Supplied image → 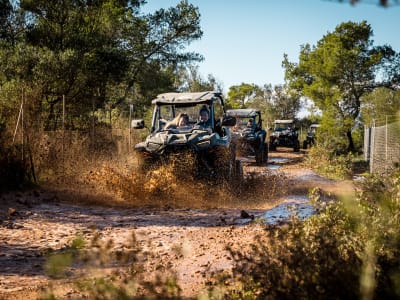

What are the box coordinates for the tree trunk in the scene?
[346,130,355,152]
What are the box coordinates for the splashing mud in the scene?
[79,152,287,210]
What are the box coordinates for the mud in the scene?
[0,148,355,299]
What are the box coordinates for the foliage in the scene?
[269,84,302,120]
[223,192,362,299]
[0,143,31,191]
[176,65,223,92]
[361,87,400,127]
[283,21,400,152]
[226,83,301,125]
[221,168,400,299]
[0,0,203,132]
[306,144,353,179]
[226,83,260,109]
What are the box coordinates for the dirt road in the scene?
[0,149,354,299]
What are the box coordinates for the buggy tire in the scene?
[294,140,300,152]
[255,143,268,165]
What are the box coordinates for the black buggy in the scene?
[131,91,242,181]
[269,119,300,152]
[226,108,268,165]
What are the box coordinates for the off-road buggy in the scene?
[132,91,242,181]
[226,108,268,165]
[269,119,300,152]
[303,123,320,149]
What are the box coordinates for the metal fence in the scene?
[364,119,400,174]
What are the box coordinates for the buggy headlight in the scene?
[147,142,161,151]
[196,140,211,148]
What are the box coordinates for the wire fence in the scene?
[7,97,144,184]
[364,118,400,174]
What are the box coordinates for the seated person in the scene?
[247,119,254,128]
[195,105,212,129]
[165,113,190,129]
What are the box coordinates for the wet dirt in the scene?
[0,148,355,299]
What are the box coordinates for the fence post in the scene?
[385,115,388,173]
[370,119,375,173]
[129,104,133,152]
[62,95,65,182]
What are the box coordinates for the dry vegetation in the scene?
[0,132,304,299]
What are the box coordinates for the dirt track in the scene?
[0,149,354,299]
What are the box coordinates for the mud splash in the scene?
[81,156,288,210]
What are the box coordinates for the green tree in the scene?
[226,83,260,109]
[0,0,203,129]
[123,0,203,100]
[176,65,223,92]
[361,87,400,126]
[283,21,400,151]
[246,84,275,124]
[270,84,302,120]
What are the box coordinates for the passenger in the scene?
[196,105,212,129]
[247,119,254,128]
[165,113,189,129]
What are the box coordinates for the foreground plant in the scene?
[220,168,400,299]
[42,231,182,299]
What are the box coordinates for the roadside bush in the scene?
[306,144,352,179]
[221,168,400,299]
[223,193,362,299]
[353,169,400,299]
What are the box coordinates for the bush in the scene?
[223,193,362,299]
[306,144,353,180]
[221,168,400,299]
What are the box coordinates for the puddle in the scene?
[262,195,315,225]
[268,157,289,164]
[235,195,316,225]
[353,175,365,182]
[267,164,281,170]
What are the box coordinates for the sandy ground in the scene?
[0,149,355,299]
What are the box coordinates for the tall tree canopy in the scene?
[0,0,203,130]
[226,83,260,109]
[283,21,400,151]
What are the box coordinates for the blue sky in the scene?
[143,0,400,93]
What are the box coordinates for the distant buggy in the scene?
[131,91,242,181]
[269,119,300,152]
[226,108,268,164]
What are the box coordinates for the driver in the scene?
[195,105,212,129]
[165,113,189,129]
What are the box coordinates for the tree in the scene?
[124,0,203,100]
[361,87,400,126]
[0,0,203,129]
[269,84,302,120]
[226,83,260,109]
[283,21,400,152]
[176,65,223,92]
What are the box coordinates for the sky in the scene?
[143,0,400,93]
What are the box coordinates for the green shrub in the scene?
[221,169,400,299]
[306,144,352,180]
[223,194,362,299]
